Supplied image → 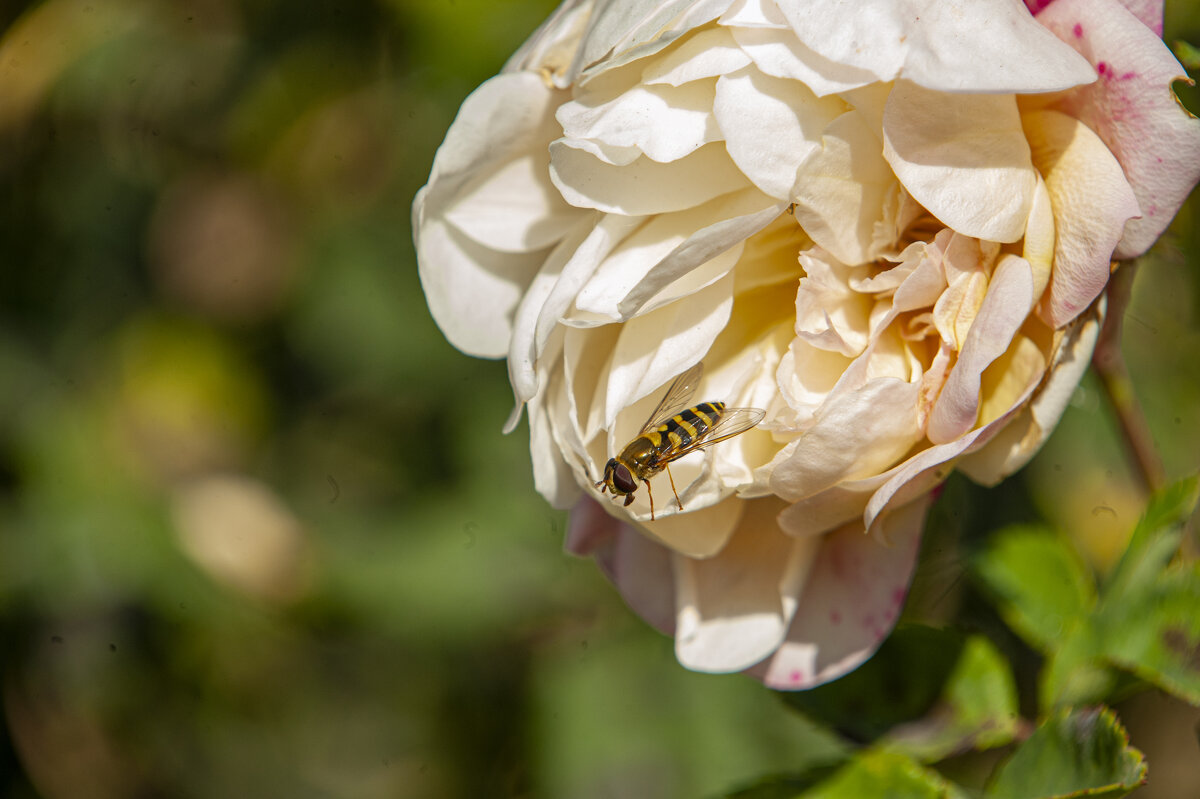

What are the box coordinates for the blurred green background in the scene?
[0,1,1197,797]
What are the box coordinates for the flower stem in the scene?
[1091,261,1165,496]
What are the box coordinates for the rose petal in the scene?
[769,376,922,502]
[641,26,752,86]
[1022,109,1139,327]
[577,0,735,82]
[714,68,846,201]
[675,498,820,672]
[959,300,1103,484]
[604,275,735,428]
[751,494,929,690]
[718,0,789,28]
[550,139,751,215]
[729,25,879,97]
[1034,0,1200,258]
[928,255,1036,443]
[557,81,721,164]
[792,108,897,265]
[416,72,578,357]
[777,0,1095,93]
[883,83,1037,243]
[566,498,677,634]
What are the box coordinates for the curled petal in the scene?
[1022,109,1139,327]
[883,84,1037,243]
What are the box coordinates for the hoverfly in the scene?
[595,362,765,521]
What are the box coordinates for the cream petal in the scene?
[1023,109,1139,328]
[714,68,847,201]
[718,0,789,28]
[504,0,593,84]
[641,26,752,86]
[927,255,1036,444]
[1034,0,1200,259]
[639,493,745,557]
[768,376,922,502]
[577,0,735,82]
[416,214,550,358]
[959,301,1103,484]
[416,72,576,357]
[557,81,721,164]
[571,188,782,322]
[675,498,820,672]
[883,83,1037,243]
[530,382,583,509]
[729,25,879,97]
[776,0,1095,93]
[792,109,897,265]
[443,152,584,253]
[505,213,638,426]
[604,276,735,428]
[751,496,928,690]
[550,139,751,215]
[794,252,872,357]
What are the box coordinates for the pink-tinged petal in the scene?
[927,255,1035,443]
[777,0,1095,93]
[751,495,929,690]
[883,84,1037,244]
[959,300,1103,484]
[1036,0,1200,258]
[675,498,820,672]
[550,140,751,215]
[1022,109,1139,328]
[1025,0,1164,36]
[567,498,677,634]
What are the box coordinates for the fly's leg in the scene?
[665,463,683,511]
[644,480,655,521]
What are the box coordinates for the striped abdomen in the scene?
[644,401,725,455]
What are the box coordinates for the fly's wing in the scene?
[639,362,704,434]
[669,407,766,458]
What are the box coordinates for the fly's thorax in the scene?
[617,435,659,473]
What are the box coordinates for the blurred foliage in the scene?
[0,1,1198,798]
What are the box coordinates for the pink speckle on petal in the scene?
[790,669,803,683]
[1121,72,1136,81]
[830,610,842,625]
[1097,61,1108,75]
[1073,23,1083,38]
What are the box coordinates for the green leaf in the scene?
[781,625,965,743]
[725,751,968,799]
[885,636,1021,762]
[985,707,1146,799]
[1101,475,1198,608]
[972,525,1096,651]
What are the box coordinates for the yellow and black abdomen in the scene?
[641,401,726,467]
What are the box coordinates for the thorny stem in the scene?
[1091,261,1166,496]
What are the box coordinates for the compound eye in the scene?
[612,463,637,494]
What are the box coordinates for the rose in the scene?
[413,0,1200,688]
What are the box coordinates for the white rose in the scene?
[414,0,1200,688]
